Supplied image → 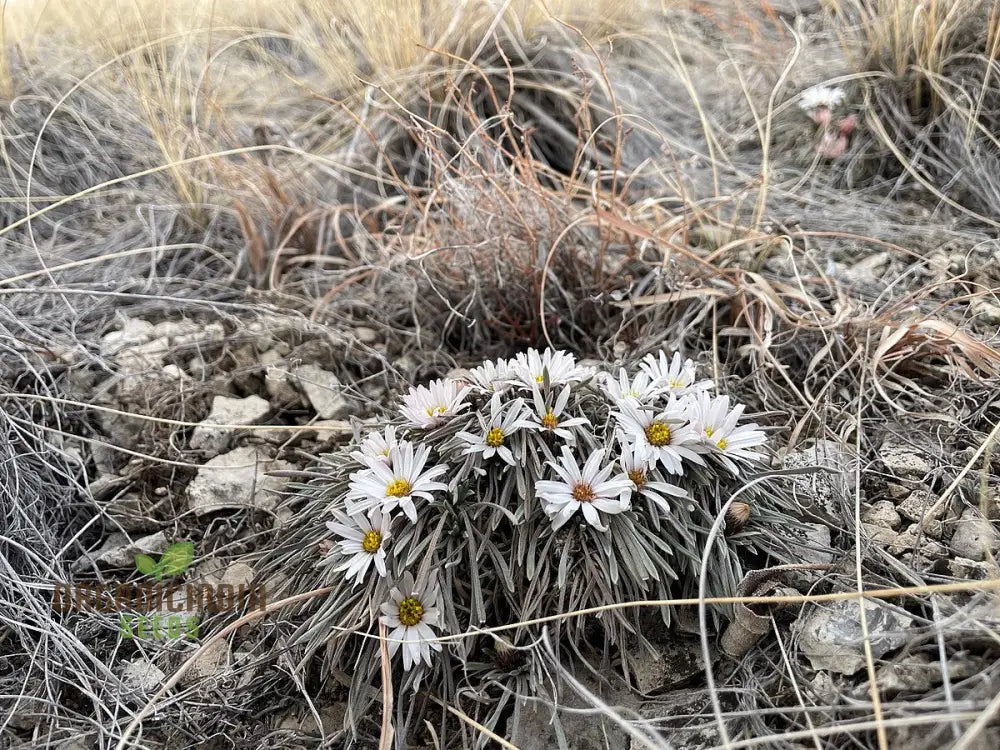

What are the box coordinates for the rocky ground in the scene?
[2,0,1000,748]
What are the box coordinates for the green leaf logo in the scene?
[135,542,195,580]
[135,554,158,576]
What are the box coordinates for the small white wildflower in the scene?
[379,572,442,671]
[535,446,632,532]
[350,425,399,467]
[400,378,470,429]
[617,439,687,517]
[798,84,845,112]
[348,443,448,522]
[512,348,592,389]
[456,393,536,466]
[602,367,662,406]
[639,351,712,397]
[467,358,517,394]
[685,392,766,476]
[614,401,705,475]
[530,384,589,442]
[324,509,392,585]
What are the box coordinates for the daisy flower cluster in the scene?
[317,348,768,675]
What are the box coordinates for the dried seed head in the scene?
[493,640,527,671]
[725,502,751,533]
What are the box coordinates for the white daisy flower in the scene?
[798,84,845,112]
[535,446,632,532]
[614,400,705,475]
[601,368,662,406]
[350,425,399,467]
[617,439,687,517]
[400,378,470,429]
[348,442,448,523]
[456,393,536,466]
[685,392,766,476]
[467,358,517,394]
[639,351,712,397]
[379,572,443,671]
[530,384,589,442]
[324,509,392,585]
[512,348,592,389]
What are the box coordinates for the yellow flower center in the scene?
[717,438,728,451]
[669,379,683,388]
[541,411,559,430]
[628,469,646,487]
[535,374,545,383]
[362,530,381,553]
[424,405,447,416]
[398,596,424,627]
[571,483,596,502]
[704,426,714,438]
[385,478,412,497]
[486,427,505,447]
[645,421,671,447]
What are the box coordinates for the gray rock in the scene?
[948,556,998,579]
[972,298,1000,325]
[120,657,165,694]
[793,599,914,675]
[879,444,932,479]
[294,364,349,419]
[628,638,704,694]
[921,519,944,539]
[949,508,1000,561]
[884,482,914,501]
[354,326,378,344]
[153,319,203,342]
[794,523,833,565]
[186,446,293,515]
[186,355,210,379]
[265,362,302,406]
[181,639,230,685]
[221,562,255,589]
[258,348,284,367]
[782,440,853,519]
[161,364,187,381]
[863,523,896,547]
[875,653,939,694]
[190,395,272,454]
[862,500,901,530]
[984,489,1000,522]
[101,318,155,356]
[103,333,172,384]
[888,524,948,559]
[89,530,168,568]
[897,490,946,523]
[915,538,949,561]
[394,355,417,376]
[173,321,225,349]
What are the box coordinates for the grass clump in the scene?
[837,0,1000,220]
